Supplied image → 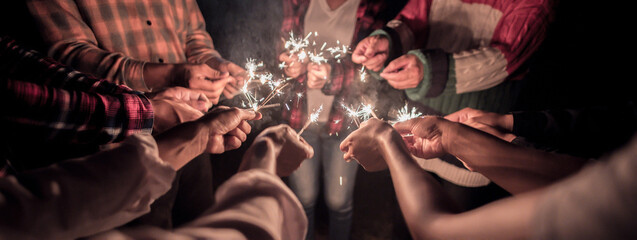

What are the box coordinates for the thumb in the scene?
[393,118,419,135]
[382,57,408,74]
[364,42,378,59]
[237,108,260,121]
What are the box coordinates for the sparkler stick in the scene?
[258,103,280,110]
[341,103,362,127]
[298,105,323,135]
[257,82,289,110]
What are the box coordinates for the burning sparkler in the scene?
[298,105,323,135]
[359,66,367,83]
[394,104,423,123]
[244,58,264,80]
[341,101,378,127]
[284,32,312,55]
[309,51,328,65]
[361,103,378,119]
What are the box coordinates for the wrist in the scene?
[438,120,461,156]
[144,63,177,90]
[239,138,277,174]
[502,114,514,132]
[166,63,186,87]
[382,129,417,169]
[207,57,228,70]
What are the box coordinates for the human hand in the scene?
[171,63,229,103]
[151,98,205,133]
[152,87,212,112]
[445,108,515,142]
[211,60,247,99]
[279,52,307,78]
[393,116,453,159]
[351,35,390,72]
[380,54,424,90]
[241,124,314,176]
[196,106,262,154]
[306,62,331,89]
[340,118,398,172]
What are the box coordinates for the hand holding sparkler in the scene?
[392,117,449,160]
[380,54,424,90]
[239,124,314,177]
[307,62,331,89]
[339,118,393,172]
[298,105,323,135]
[351,35,390,72]
[207,59,247,99]
[168,63,228,103]
[279,52,307,78]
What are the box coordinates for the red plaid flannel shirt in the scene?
[27,0,221,92]
[280,0,391,135]
[1,36,154,144]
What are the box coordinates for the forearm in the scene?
[447,121,586,194]
[154,121,209,170]
[142,63,178,91]
[3,79,153,144]
[383,132,459,239]
[383,128,541,239]
[0,134,174,239]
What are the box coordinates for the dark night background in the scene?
[1,0,634,239]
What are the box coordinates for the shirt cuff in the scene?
[404,49,452,100]
[122,59,152,92]
[404,50,431,102]
[370,29,393,53]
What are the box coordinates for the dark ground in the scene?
[1,0,633,239]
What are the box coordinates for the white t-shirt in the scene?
[304,0,360,123]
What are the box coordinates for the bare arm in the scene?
[394,117,587,194]
[154,107,260,170]
[341,119,544,239]
[384,130,541,239]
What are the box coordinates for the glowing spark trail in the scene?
[359,66,367,83]
[298,105,323,135]
[394,104,423,123]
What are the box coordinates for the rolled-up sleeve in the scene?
[0,134,175,240]
[89,169,307,240]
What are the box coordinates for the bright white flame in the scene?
[359,66,367,83]
[259,73,273,85]
[278,61,287,69]
[395,104,423,122]
[284,32,310,54]
[360,104,375,120]
[309,105,323,123]
[309,52,328,65]
[244,58,264,80]
[297,51,307,61]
